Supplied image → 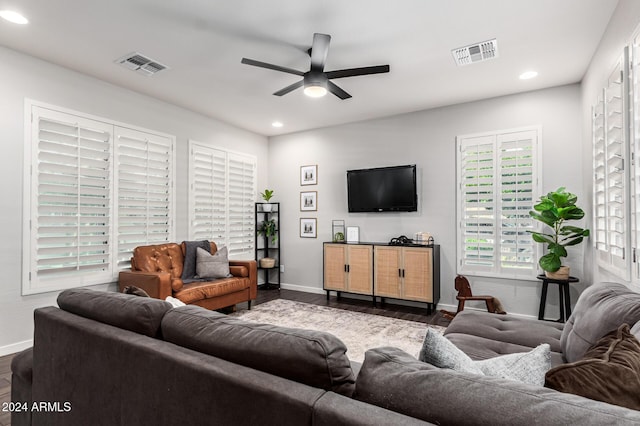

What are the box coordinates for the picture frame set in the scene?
[300,165,318,238]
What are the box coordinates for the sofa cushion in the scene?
[161,305,356,396]
[181,240,211,280]
[354,346,640,426]
[561,282,640,362]
[173,277,250,304]
[132,243,184,279]
[57,288,172,337]
[546,324,640,410]
[196,246,231,279]
[419,329,551,386]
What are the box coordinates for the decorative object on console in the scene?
[529,187,589,279]
[332,220,345,242]
[300,218,317,238]
[346,226,359,243]
[259,189,275,212]
[300,191,317,211]
[300,164,317,185]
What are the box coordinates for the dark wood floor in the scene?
[0,287,448,426]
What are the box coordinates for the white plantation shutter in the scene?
[189,145,227,241]
[24,102,176,295]
[593,95,607,253]
[457,127,540,279]
[27,107,113,292]
[115,127,174,269]
[228,154,256,256]
[632,35,640,283]
[188,142,256,258]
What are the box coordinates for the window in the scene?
[593,52,631,280]
[23,102,175,295]
[188,141,256,258]
[456,127,541,279]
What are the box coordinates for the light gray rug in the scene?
[230,299,445,362]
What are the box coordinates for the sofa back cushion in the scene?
[131,243,184,279]
[161,305,356,396]
[354,347,640,425]
[57,288,172,337]
[561,282,640,362]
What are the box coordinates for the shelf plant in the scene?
[258,218,278,244]
[529,187,590,278]
[260,189,275,212]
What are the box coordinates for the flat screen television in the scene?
[347,164,417,212]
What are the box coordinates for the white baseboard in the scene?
[279,282,326,295]
[437,303,538,320]
[0,339,32,357]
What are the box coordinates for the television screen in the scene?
[347,165,417,212]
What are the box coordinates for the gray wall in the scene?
[581,0,640,290]
[269,84,583,318]
[0,46,268,355]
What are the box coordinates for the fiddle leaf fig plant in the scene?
[528,187,590,273]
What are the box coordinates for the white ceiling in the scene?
[0,0,619,136]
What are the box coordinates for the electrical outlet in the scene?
[280,265,285,273]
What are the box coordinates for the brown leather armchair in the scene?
[118,242,257,310]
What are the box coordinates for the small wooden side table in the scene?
[536,274,579,323]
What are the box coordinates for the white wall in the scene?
[581,0,640,289]
[0,46,268,355]
[269,84,583,318]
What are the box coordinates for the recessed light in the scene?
[271,121,283,128]
[0,10,28,25]
[519,71,538,80]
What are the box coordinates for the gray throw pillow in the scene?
[419,329,551,386]
[195,246,231,279]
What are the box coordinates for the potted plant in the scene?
[260,189,274,212]
[257,218,278,244]
[529,187,590,279]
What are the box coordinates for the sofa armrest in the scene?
[229,260,257,300]
[118,270,172,300]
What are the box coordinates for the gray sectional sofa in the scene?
[11,283,640,425]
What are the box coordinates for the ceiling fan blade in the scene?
[325,65,390,80]
[241,58,304,76]
[273,80,304,96]
[310,33,331,72]
[327,81,352,100]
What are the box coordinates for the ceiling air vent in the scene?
[452,39,498,66]
[115,52,168,76]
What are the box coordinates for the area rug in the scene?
[230,299,445,362]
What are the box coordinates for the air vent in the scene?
[115,52,168,76]
[452,39,498,66]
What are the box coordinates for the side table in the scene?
[536,274,579,323]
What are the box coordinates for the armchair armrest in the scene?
[118,270,173,300]
[229,260,258,300]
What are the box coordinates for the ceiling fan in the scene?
[241,33,390,100]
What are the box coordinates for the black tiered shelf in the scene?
[255,202,280,289]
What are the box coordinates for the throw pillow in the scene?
[181,240,210,280]
[419,329,551,386]
[545,323,640,410]
[122,285,150,297]
[196,246,231,279]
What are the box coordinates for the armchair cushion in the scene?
[196,246,231,279]
[180,240,211,281]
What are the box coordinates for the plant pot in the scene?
[545,266,570,280]
[260,258,276,268]
[262,203,272,212]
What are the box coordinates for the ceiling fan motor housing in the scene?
[304,72,328,89]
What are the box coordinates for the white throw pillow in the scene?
[195,246,232,279]
[419,329,551,386]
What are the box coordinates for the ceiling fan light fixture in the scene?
[303,72,328,97]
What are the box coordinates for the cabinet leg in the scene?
[337,291,341,300]
[326,291,330,301]
[372,296,376,307]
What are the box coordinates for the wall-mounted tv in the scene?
[347,164,417,212]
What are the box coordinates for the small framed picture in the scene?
[300,165,318,186]
[346,226,360,243]
[300,218,317,238]
[300,191,317,211]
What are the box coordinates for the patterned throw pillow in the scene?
[195,246,232,279]
[419,329,551,386]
